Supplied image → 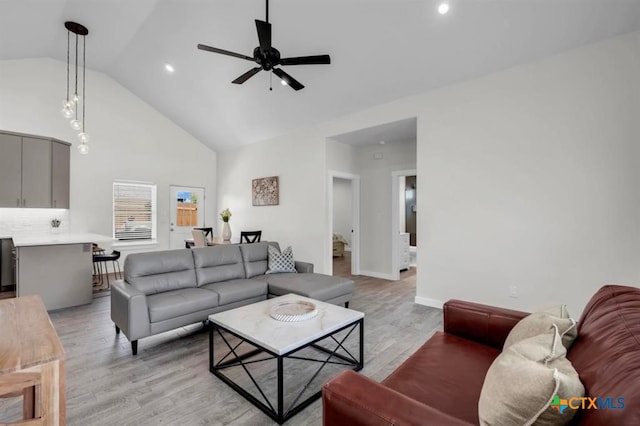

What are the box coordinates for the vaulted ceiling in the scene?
[1,0,640,151]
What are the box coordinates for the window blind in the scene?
[113,182,156,240]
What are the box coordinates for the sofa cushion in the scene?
[256,273,352,301]
[567,285,640,425]
[202,279,267,306]
[124,249,197,295]
[479,326,584,426]
[192,245,245,286]
[381,331,500,424]
[239,241,281,278]
[503,304,577,351]
[147,288,219,323]
[266,245,297,274]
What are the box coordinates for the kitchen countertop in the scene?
[12,233,113,247]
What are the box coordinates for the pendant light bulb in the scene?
[78,132,90,143]
[70,119,82,130]
[77,142,89,155]
[61,106,74,118]
[72,93,80,104]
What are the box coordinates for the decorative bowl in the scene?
[270,300,318,322]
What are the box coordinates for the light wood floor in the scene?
[0,256,436,425]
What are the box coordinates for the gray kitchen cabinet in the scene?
[51,141,70,208]
[21,136,52,208]
[0,133,22,207]
[0,131,70,209]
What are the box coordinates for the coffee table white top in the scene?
[209,294,364,355]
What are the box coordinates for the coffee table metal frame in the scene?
[209,317,364,424]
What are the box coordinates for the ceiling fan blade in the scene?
[232,67,262,84]
[272,68,304,91]
[279,55,331,66]
[255,20,272,53]
[197,44,253,61]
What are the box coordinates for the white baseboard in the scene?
[414,296,444,309]
[359,270,396,280]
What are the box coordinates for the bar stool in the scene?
[92,250,122,289]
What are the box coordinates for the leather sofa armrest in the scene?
[443,299,529,350]
[322,370,472,426]
[110,280,151,342]
[295,261,314,273]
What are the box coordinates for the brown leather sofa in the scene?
[322,285,640,425]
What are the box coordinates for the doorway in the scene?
[327,171,360,276]
[391,169,417,280]
[169,186,205,249]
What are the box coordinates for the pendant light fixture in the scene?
[62,21,90,154]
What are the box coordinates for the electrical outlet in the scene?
[509,285,518,298]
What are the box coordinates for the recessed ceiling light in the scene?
[380,140,385,145]
[438,2,450,15]
[280,79,288,86]
[164,63,175,73]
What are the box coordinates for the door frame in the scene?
[327,170,360,276]
[169,185,206,249]
[391,169,417,280]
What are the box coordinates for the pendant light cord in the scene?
[82,35,86,131]
[66,31,70,102]
[74,35,78,120]
[74,32,79,98]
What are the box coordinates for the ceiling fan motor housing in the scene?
[254,46,281,70]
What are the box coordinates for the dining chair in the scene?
[193,227,213,241]
[240,230,262,243]
[191,229,208,247]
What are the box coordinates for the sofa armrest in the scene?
[322,370,472,426]
[110,280,151,341]
[295,261,314,273]
[443,299,528,350]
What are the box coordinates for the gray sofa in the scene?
[110,241,353,355]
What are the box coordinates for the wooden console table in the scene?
[0,295,65,425]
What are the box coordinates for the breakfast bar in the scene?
[13,233,112,310]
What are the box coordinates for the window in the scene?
[113,182,157,241]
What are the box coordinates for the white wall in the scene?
[415,32,640,316]
[217,31,640,316]
[326,138,357,173]
[332,178,352,247]
[325,137,417,277]
[356,140,417,276]
[0,58,217,259]
[216,128,326,267]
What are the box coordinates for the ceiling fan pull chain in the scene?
[270,70,273,91]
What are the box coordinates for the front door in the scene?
[169,186,205,249]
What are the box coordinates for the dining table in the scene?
[184,236,238,248]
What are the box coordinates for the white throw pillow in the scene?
[479,325,584,426]
[504,304,577,350]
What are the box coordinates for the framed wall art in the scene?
[252,176,279,206]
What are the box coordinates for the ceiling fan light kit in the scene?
[197,0,330,91]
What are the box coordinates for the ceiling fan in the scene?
[197,0,330,91]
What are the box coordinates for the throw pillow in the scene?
[266,245,297,274]
[479,325,585,426]
[503,304,577,350]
